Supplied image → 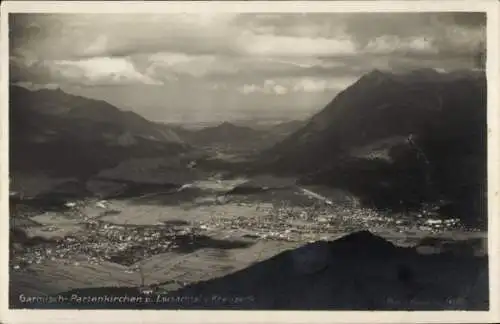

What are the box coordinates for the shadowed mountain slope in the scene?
[262,69,487,227]
[164,231,487,310]
[18,231,488,310]
[9,85,190,179]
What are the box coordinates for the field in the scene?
[9,169,487,309]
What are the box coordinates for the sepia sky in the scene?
[9,12,486,123]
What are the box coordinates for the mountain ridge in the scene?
[9,85,190,179]
[262,68,487,226]
[266,68,486,167]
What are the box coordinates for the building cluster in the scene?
[10,198,466,272]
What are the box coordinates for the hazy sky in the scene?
[10,12,486,123]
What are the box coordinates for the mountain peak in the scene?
[368,68,385,75]
[364,68,445,80]
[218,121,235,128]
[356,69,394,85]
[366,69,391,78]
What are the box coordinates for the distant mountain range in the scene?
[170,120,306,152]
[264,68,487,226]
[9,85,306,181]
[184,121,262,146]
[9,85,189,179]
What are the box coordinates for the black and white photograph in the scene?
[1,1,499,322]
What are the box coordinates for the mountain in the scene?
[9,85,189,180]
[190,122,261,144]
[10,86,186,144]
[261,120,307,137]
[264,69,487,226]
[164,231,487,310]
[32,231,488,310]
[179,122,265,153]
[268,69,485,169]
[179,120,307,153]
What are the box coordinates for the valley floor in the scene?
[9,176,488,310]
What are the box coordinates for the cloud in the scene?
[9,12,486,101]
[9,13,241,60]
[292,78,341,93]
[11,12,485,61]
[144,52,239,79]
[238,80,289,95]
[237,12,485,59]
[273,84,288,95]
[237,80,281,95]
[363,35,437,55]
[130,53,357,84]
[11,55,163,87]
[53,57,163,86]
[237,76,357,96]
[235,31,358,57]
[240,84,259,94]
[436,24,486,56]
